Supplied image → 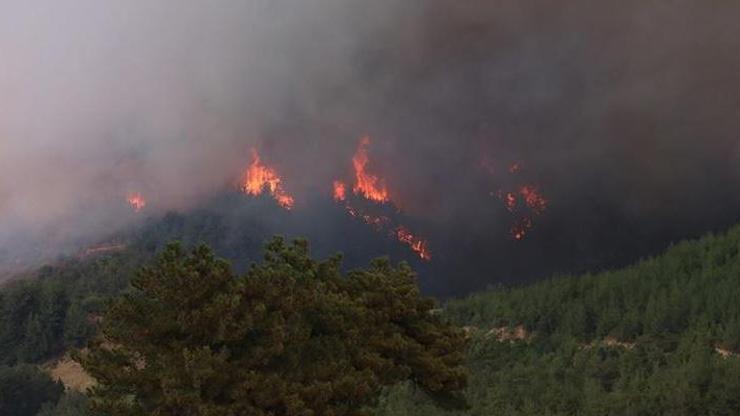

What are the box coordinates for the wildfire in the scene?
[396,226,432,261]
[492,162,549,240]
[352,137,389,203]
[333,180,347,201]
[501,191,517,212]
[240,148,294,209]
[333,137,431,261]
[511,217,533,241]
[127,192,146,212]
[519,185,547,214]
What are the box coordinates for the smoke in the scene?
[2,1,740,294]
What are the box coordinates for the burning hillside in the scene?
[5,1,740,296]
[127,193,147,213]
[231,138,432,261]
[486,161,549,241]
[240,149,295,210]
[120,137,552,263]
[333,137,432,261]
[350,137,389,203]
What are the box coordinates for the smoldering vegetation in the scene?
[2,1,740,295]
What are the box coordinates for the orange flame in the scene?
[352,137,389,203]
[343,203,390,230]
[396,226,432,261]
[127,192,146,212]
[333,180,347,201]
[240,148,294,209]
[332,136,431,261]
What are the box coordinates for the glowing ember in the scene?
[333,180,347,201]
[489,158,549,241]
[127,192,146,212]
[519,185,547,214]
[342,200,390,231]
[502,186,546,240]
[396,226,432,260]
[352,137,389,203]
[503,191,517,212]
[511,217,533,241]
[240,148,294,209]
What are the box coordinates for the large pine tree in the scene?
[79,237,467,415]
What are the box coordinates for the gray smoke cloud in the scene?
[2,1,740,291]
[0,0,403,265]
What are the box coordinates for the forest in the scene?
[3,215,740,415]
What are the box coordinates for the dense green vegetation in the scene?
[447,227,740,347]
[0,249,147,415]
[0,364,64,416]
[0,203,283,368]
[376,227,740,415]
[79,239,466,415]
[4,219,740,414]
[37,392,89,416]
[0,252,144,365]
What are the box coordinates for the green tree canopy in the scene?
[79,237,467,415]
[0,364,64,416]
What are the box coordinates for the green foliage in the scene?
[0,364,64,416]
[6,217,740,414]
[445,226,740,346]
[37,391,89,416]
[79,238,467,416]
[375,226,740,415]
[0,251,144,365]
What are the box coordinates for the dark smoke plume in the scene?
[2,1,740,295]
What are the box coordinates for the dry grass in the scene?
[715,346,737,359]
[44,354,96,392]
[486,325,531,343]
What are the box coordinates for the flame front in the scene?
[352,137,389,203]
[396,226,432,261]
[333,137,431,261]
[240,148,294,209]
[127,192,146,212]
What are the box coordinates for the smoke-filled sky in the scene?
[2,1,740,293]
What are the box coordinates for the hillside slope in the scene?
[4,222,740,414]
[378,226,740,415]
